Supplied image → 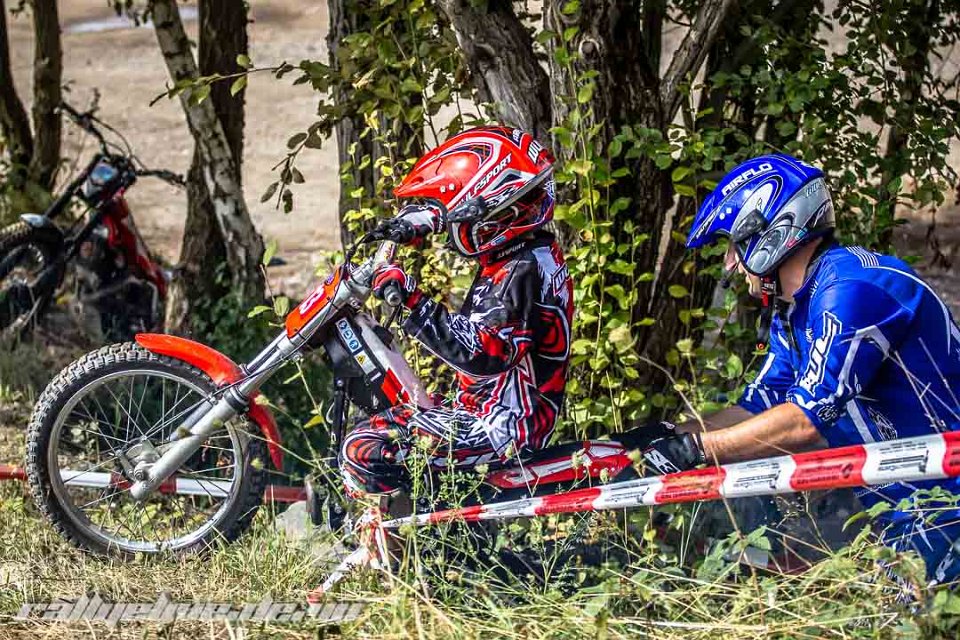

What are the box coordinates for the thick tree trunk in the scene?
[27,0,61,188]
[329,0,384,249]
[0,0,33,175]
[876,0,938,249]
[151,0,264,306]
[542,0,732,385]
[436,0,552,138]
[164,0,248,333]
[328,0,424,249]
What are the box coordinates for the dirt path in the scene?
[7,0,340,295]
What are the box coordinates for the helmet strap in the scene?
[756,274,781,351]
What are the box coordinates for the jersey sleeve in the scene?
[738,318,796,414]
[787,280,915,430]
[402,262,537,377]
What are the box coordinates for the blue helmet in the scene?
[686,154,835,277]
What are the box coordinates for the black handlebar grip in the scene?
[383,282,404,307]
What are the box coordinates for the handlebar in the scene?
[136,168,186,187]
[371,241,404,307]
[60,102,108,152]
[347,238,404,308]
[61,102,185,188]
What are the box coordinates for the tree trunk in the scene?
[150,0,264,307]
[0,0,33,175]
[541,0,731,382]
[876,0,939,249]
[328,0,424,249]
[27,0,61,189]
[436,0,552,138]
[164,0,248,333]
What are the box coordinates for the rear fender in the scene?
[135,333,284,471]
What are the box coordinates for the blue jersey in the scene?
[739,243,960,583]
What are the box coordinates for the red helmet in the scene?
[394,126,556,257]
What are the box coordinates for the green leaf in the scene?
[247,305,271,318]
[191,84,211,105]
[671,166,692,183]
[577,83,594,104]
[303,414,326,430]
[273,295,290,318]
[230,75,247,96]
[308,134,328,151]
[676,338,694,355]
[236,54,252,69]
[571,338,594,355]
[603,284,628,308]
[608,137,623,158]
[262,239,278,266]
[608,325,633,352]
[260,182,279,203]
[567,159,594,176]
[668,284,689,298]
[724,353,743,379]
[287,132,308,149]
[607,259,634,276]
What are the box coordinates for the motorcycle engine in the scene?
[73,224,161,341]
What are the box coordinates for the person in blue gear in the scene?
[640,153,960,588]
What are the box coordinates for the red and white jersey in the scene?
[403,231,573,456]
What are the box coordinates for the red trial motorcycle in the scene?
[26,217,664,556]
[0,102,179,341]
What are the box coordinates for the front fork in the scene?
[127,243,392,502]
[127,331,296,501]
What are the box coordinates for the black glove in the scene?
[376,203,443,246]
[641,432,706,475]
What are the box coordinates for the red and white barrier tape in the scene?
[0,464,305,504]
[381,431,960,528]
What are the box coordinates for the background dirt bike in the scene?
[25,218,666,559]
[0,101,181,342]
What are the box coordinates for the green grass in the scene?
[2,374,960,639]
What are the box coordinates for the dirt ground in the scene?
[5,0,960,306]
[7,0,339,295]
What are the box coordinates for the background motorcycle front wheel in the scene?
[0,221,62,337]
[27,343,268,556]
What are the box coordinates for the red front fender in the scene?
[135,333,284,471]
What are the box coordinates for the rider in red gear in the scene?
[340,126,573,496]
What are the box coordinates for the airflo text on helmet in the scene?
[721,161,774,197]
[685,153,834,278]
[393,126,556,257]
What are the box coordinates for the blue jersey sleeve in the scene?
[787,280,914,430]
[738,318,795,414]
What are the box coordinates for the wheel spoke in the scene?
[48,366,252,554]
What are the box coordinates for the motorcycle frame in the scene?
[21,152,168,303]
[130,242,401,500]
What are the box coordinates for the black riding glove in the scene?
[376,203,443,246]
[641,431,706,475]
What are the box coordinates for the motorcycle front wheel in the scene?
[0,221,62,337]
[27,343,268,556]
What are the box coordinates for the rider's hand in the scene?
[640,432,706,475]
[378,203,443,247]
[371,264,423,308]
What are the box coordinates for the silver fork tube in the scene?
[128,396,239,500]
[128,332,296,501]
